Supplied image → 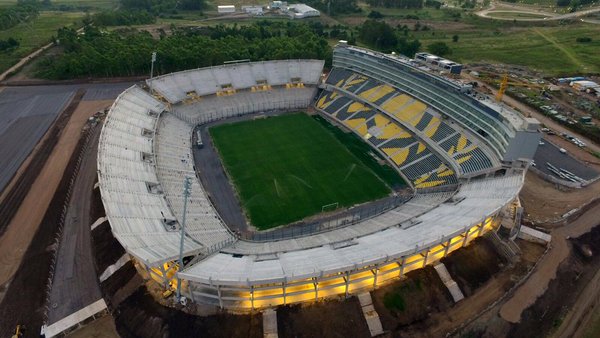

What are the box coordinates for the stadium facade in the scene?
[97,44,540,309]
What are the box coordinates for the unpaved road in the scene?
[0,100,112,288]
[520,171,600,224]
[477,2,600,23]
[500,202,600,323]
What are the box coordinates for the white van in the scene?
[559,148,567,154]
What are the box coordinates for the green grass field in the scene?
[210,113,402,230]
[0,0,117,8]
[414,25,600,75]
[0,11,85,74]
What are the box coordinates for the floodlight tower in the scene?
[149,51,157,93]
[176,176,192,301]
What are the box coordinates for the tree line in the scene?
[91,10,156,26]
[36,22,332,79]
[120,0,207,13]
[0,0,41,31]
[364,0,423,9]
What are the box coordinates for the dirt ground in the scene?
[277,297,371,338]
[508,225,600,337]
[113,287,263,338]
[0,123,98,336]
[400,240,543,337]
[441,238,506,297]
[0,99,112,289]
[519,170,600,224]
[66,314,119,338]
[500,202,600,323]
[371,266,454,333]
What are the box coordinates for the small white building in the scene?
[242,5,264,15]
[570,80,599,92]
[217,5,236,14]
[270,1,287,9]
[287,4,320,19]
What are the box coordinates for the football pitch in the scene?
[210,113,404,230]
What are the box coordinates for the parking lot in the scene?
[533,139,598,182]
[0,82,133,193]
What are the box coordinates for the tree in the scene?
[359,19,397,52]
[397,37,421,57]
[368,10,384,19]
[452,34,459,43]
[36,22,334,79]
[428,41,451,56]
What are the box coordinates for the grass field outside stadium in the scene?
[210,112,405,230]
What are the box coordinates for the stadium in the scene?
[97,42,541,310]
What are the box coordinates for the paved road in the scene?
[46,126,102,325]
[534,139,598,181]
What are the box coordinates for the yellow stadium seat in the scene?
[424,117,441,138]
[416,180,446,189]
[391,148,409,166]
[347,102,366,113]
[456,135,468,151]
[414,172,432,185]
[381,123,401,139]
[456,154,472,164]
[383,147,400,156]
[381,94,410,113]
[374,114,390,128]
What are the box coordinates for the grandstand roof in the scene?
[180,172,524,285]
[146,60,324,104]
[99,58,524,290]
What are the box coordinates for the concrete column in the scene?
[263,308,278,338]
[344,271,350,298]
[250,286,254,310]
[313,278,318,301]
[462,228,471,247]
[282,282,287,305]
[372,268,379,288]
[399,257,406,277]
[217,285,223,309]
[443,238,451,257]
[422,250,430,267]
[478,218,486,236]
[188,283,195,302]
[159,265,169,288]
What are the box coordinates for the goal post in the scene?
[322,202,339,213]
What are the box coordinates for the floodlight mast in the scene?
[176,176,192,301]
[150,51,157,93]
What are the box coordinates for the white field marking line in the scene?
[343,163,356,182]
[288,174,314,189]
[273,178,281,197]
